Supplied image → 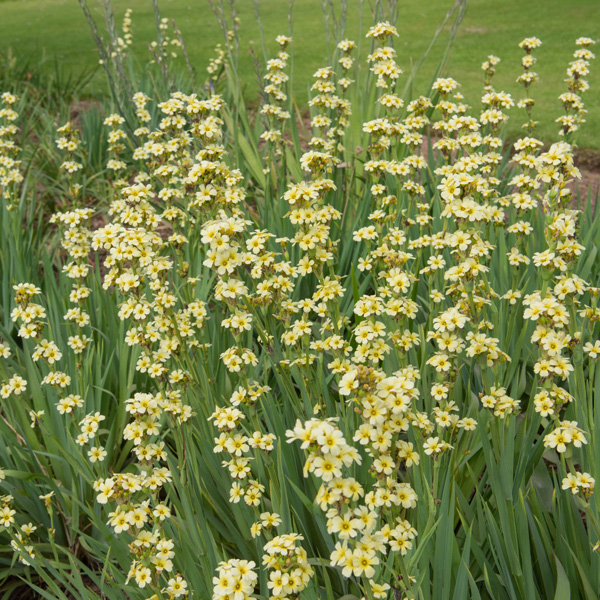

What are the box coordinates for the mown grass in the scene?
[0,0,599,148]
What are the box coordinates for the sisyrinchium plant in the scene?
[0,7,599,600]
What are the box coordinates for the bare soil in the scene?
[572,148,600,205]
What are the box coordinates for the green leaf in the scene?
[554,555,571,600]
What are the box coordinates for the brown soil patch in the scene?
[70,99,103,125]
[572,148,600,206]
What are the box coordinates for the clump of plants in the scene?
[0,7,599,600]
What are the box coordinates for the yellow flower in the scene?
[351,548,379,579]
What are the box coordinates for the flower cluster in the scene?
[557,37,596,138]
[0,91,22,209]
[307,37,355,158]
[481,54,501,91]
[562,470,595,498]
[212,559,258,600]
[286,415,418,592]
[210,390,275,507]
[259,35,292,160]
[151,17,183,62]
[104,112,128,175]
[263,534,314,598]
[517,37,542,131]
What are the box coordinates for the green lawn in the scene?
[1,0,599,148]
